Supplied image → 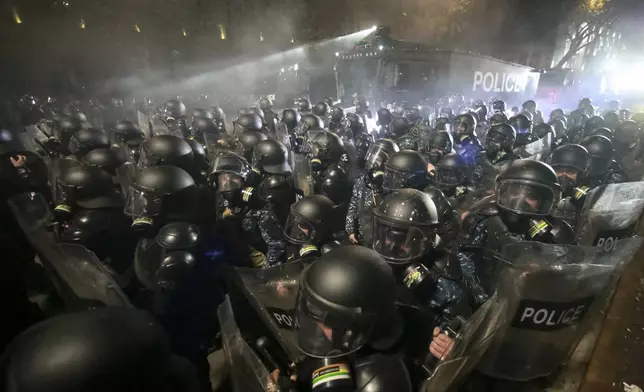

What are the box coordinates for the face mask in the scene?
[486,142,501,157]
[427,150,443,164]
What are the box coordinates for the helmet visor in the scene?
[372,218,429,264]
[284,213,316,244]
[364,144,390,170]
[382,167,412,191]
[496,180,558,215]
[217,172,244,193]
[55,181,76,210]
[124,187,163,217]
[295,290,374,358]
[435,167,462,188]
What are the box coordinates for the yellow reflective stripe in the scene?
[373,171,384,177]
[54,204,72,212]
[252,167,261,174]
[574,186,589,200]
[529,220,549,238]
[311,158,322,164]
[299,244,318,257]
[249,248,266,268]
[132,217,153,225]
[242,187,254,202]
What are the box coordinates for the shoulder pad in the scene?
[299,243,321,258]
[470,195,499,216]
[157,222,200,250]
[61,209,112,242]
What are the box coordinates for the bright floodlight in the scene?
[294,63,299,71]
[335,52,340,57]
[378,45,384,51]
[371,25,377,31]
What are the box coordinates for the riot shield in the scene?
[49,157,80,202]
[576,182,644,246]
[512,134,552,161]
[293,153,313,197]
[20,124,52,158]
[420,295,506,392]
[338,129,358,179]
[476,238,642,380]
[115,162,136,196]
[137,110,153,138]
[8,192,132,310]
[230,260,313,362]
[218,295,281,392]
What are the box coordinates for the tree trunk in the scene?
[553,46,579,69]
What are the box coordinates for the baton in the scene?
[422,317,463,376]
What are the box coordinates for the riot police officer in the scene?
[522,100,544,124]
[283,194,338,261]
[125,165,203,236]
[190,117,221,150]
[252,138,296,223]
[312,101,330,127]
[354,95,373,125]
[162,99,189,138]
[342,112,372,174]
[432,152,475,201]
[390,116,412,140]
[1,308,201,392]
[452,113,482,167]
[383,150,429,192]
[492,99,507,115]
[581,115,605,140]
[296,97,313,114]
[489,112,508,126]
[475,122,517,191]
[138,135,202,181]
[259,96,279,135]
[53,116,83,155]
[210,151,285,266]
[309,131,347,193]
[603,110,621,131]
[282,108,301,134]
[425,130,455,167]
[210,106,227,134]
[67,128,110,158]
[112,120,145,163]
[329,107,345,132]
[549,144,591,229]
[580,135,628,186]
[548,117,568,148]
[346,139,399,246]
[376,108,393,138]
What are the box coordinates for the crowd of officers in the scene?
[0,92,641,392]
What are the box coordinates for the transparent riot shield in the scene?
[218,296,281,392]
[230,260,314,362]
[512,134,552,161]
[115,162,136,196]
[149,113,175,137]
[49,157,80,202]
[137,110,153,138]
[293,153,313,197]
[476,237,642,380]
[7,192,132,310]
[576,182,644,246]
[420,295,506,392]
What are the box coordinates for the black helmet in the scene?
[236,113,263,133]
[68,128,110,156]
[404,108,421,123]
[619,109,632,121]
[59,116,83,133]
[580,135,614,177]
[296,246,400,358]
[390,116,411,137]
[377,108,393,126]
[137,135,194,171]
[508,114,532,134]
[259,96,273,111]
[383,150,428,191]
[584,115,605,135]
[2,308,197,392]
[396,135,417,151]
[331,107,345,123]
[550,109,565,119]
[426,130,454,164]
[281,109,301,130]
[434,153,470,191]
[311,131,345,162]
[54,165,122,215]
[550,144,589,192]
[602,110,620,132]
[300,114,323,131]
[614,120,639,149]
[588,127,613,139]
[210,106,226,122]
[496,160,561,216]
[422,186,458,250]
[473,101,488,122]
[434,117,452,132]
[248,106,265,121]
[492,100,506,112]
[192,108,213,120]
[323,97,334,107]
[452,113,477,136]
[283,194,336,245]
[252,139,291,174]
[125,165,198,227]
[296,97,312,112]
[485,123,516,156]
[579,97,593,109]
[570,111,590,130]
[209,151,255,204]
[191,117,220,139]
[548,118,567,139]
[237,130,268,161]
[364,138,400,171]
[534,123,555,139]
[373,188,439,264]
[343,112,365,134]
[312,101,330,117]
[522,100,537,114]
[163,99,187,119]
[354,96,369,108]
[81,148,125,173]
[114,120,144,142]
[320,164,352,205]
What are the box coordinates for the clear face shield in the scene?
[124,186,164,227]
[382,167,413,191]
[295,288,375,358]
[283,213,316,244]
[364,145,390,171]
[434,167,463,189]
[372,218,433,264]
[496,180,559,216]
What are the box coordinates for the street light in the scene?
[12,7,21,24]
[80,17,86,29]
[135,24,141,33]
